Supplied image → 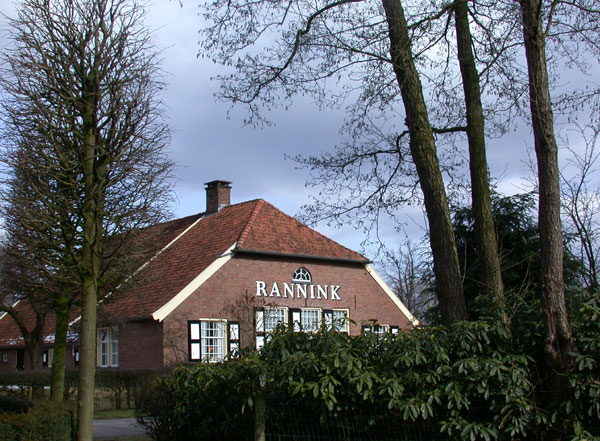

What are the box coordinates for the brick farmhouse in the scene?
[0,181,417,371]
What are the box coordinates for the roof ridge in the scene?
[153,211,203,228]
[237,199,265,247]
[258,200,367,259]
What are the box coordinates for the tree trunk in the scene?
[519,0,574,437]
[77,276,98,441]
[254,392,266,441]
[454,0,505,308]
[77,115,104,440]
[382,0,468,325]
[51,294,71,403]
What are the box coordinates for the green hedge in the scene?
[137,293,600,441]
[0,400,75,441]
[0,368,165,408]
[0,395,31,413]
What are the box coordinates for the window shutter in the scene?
[188,321,201,361]
[229,322,240,355]
[255,309,264,333]
[290,309,301,332]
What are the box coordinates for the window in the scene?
[264,307,287,332]
[292,267,312,283]
[362,323,390,336]
[300,308,320,332]
[324,309,349,333]
[98,328,118,367]
[72,346,80,365]
[43,349,54,368]
[2,353,8,363]
[372,324,389,336]
[189,320,227,362]
[255,308,288,349]
[228,322,240,355]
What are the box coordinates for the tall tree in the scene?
[381,0,467,324]
[517,0,584,434]
[453,0,504,306]
[201,0,468,325]
[0,145,81,402]
[0,0,174,439]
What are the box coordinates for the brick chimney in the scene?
[205,180,232,214]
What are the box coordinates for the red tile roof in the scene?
[237,200,367,262]
[102,199,367,320]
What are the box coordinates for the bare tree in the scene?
[515,0,599,435]
[0,233,53,375]
[201,0,468,325]
[561,125,600,291]
[378,238,436,320]
[0,0,174,439]
[453,0,505,308]
[0,143,83,400]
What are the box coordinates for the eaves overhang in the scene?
[234,247,371,264]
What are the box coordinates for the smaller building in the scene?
[0,181,417,371]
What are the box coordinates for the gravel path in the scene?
[92,417,148,440]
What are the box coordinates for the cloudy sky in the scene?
[142,1,540,253]
[1,0,594,260]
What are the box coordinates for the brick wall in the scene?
[0,348,17,371]
[0,344,79,372]
[163,253,412,365]
[118,319,163,369]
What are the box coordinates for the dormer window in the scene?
[292,267,311,283]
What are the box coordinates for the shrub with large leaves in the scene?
[139,317,545,441]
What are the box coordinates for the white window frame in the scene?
[331,309,350,333]
[299,308,321,332]
[255,307,288,349]
[263,306,289,332]
[189,319,228,363]
[372,324,390,336]
[362,323,392,336]
[292,267,312,283]
[97,327,119,368]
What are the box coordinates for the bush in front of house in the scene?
[95,368,167,410]
[136,357,259,441]
[137,318,539,441]
[0,394,31,413]
[137,291,600,441]
[0,400,76,441]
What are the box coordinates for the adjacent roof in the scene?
[0,300,80,347]
[100,199,368,320]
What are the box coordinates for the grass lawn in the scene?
[93,437,151,441]
[93,408,137,419]
[96,435,152,441]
